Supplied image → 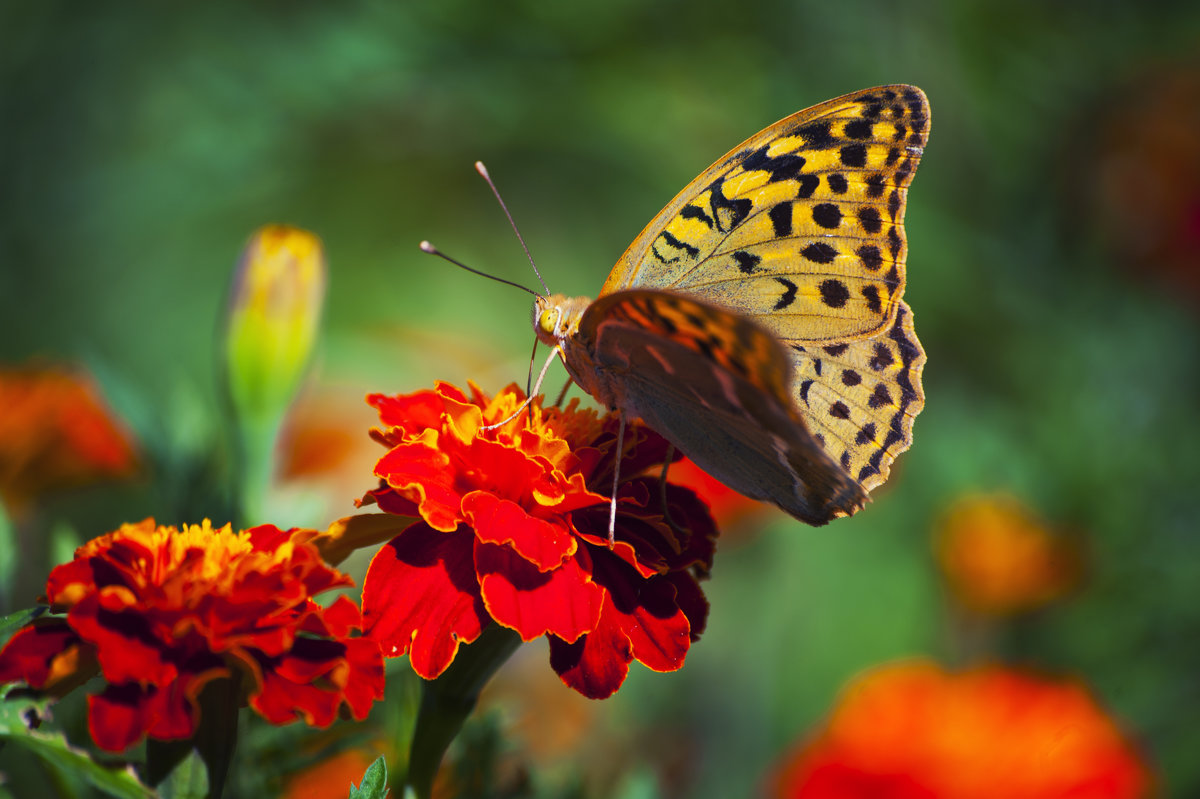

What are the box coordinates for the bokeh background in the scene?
[2,1,1199,796]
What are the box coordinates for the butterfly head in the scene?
[533,294,591,347]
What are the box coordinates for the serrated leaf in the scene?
[348,755,388,799]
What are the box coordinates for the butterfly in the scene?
[533,85,929,525]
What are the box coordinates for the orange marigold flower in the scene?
[358,382,717,699]
[935,494,1080,615]
[0,366,137,511]
[772,660,1152,799]
[0,519,384,752]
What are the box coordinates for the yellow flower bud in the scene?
[223,225,326,423]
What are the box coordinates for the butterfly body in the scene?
[533,85,929,525]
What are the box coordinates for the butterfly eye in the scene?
[538,307,560,336]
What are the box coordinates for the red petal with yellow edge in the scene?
[374,442,461,531]
[463,491,575,572]
[547,604,632,699]
[361,524,487,679]
[476,540,603,644]
[592,553,692,672]
[369,390,447,433]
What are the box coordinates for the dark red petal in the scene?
[374,443,464,532]
[254,668,341,726]
[88,678,200,752]
[67,596,178,686]
[0,621,79,687]
[616,576,691,673]
[476,540,603,643]
[667,571,710,641]
[463,491,575,572]
[547,603,632,699]
[341,638,386,719]
[361,524,487,679]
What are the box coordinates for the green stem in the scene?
[233,412,280,528]
[405,624,522,798]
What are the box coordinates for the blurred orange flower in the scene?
[0,366,138,513]
[935,494,1080,615]
[280,748,381,799]
[772,660,1152,799]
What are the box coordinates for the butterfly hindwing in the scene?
[601,85,929,345]
[786,301,925,493]
[567,289,867,524]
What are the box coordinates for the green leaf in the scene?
[0,606,43,649]
[157,748,210,799]
[0,686,155,799]
[349,755,389,799]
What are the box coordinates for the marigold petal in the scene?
[613,577,691,673]
[375,441,463,532]
[463,491,575,572]
[547,605,632,700]
[361,524,487,679]
[251,636,383,727]
[88,678,202,752]
[476,541,604,643]
[0,621,82,688]
[369,387,456,434]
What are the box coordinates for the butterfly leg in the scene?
[482,347,561,431]
[552,375,575,407]
[657,444,685,535]
[608,413,625,547]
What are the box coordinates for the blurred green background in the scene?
[2,1,1199,796]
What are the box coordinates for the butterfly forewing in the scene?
[601,85,929,345]
[568,290,867,524]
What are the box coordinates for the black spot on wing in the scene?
[840,143,867,168]
[741,146,807,182]
[858,206,883,234]
[819,279,850,308]
[773,278,797,310]
[732,250,762,274]
[861,285,882,314]
[857,244,883,271]
[680,204,715,228]
[708,178,753,232]
[865,173,886,198]
[869,342,895,371]
[769,203,793,237]
[813,203,842,229]
[796,120,835,148]
[801,242,837,264]
[660,230,699,258]
[795,174,820,199]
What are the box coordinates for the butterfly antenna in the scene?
[475,161,551,295]
[419,241,541,298]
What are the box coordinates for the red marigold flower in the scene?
[771,660,1153,799]
[358,382,716,699]
[0,519,384,753]
[0,365,138,513]
[935,494,1081,616]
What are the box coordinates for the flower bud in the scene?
[222,225,326,425]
